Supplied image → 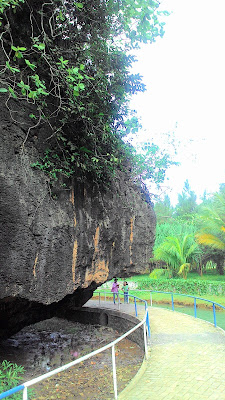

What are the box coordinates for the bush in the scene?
[149,268,172,279]
[204,260,217,271]
[132,278,225,296]
[0,360,25,399]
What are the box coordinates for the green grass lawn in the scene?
[96,270,225,330]
[126,290,225,307]
[186,271,225,282]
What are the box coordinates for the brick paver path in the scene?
[119,307,225,400]
[87,300,225,400]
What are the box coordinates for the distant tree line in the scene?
[152,181,225,276]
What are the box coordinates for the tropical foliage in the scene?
[154,234,202,278]
[196,190,225,274]
[0,0,176,188]
[149,268,172,279]
[154,180,200,222]
[128,276,225,296]
[0,360,28,399]
[154,220,197,251]
[174,179,198,219]
[154,194,174,223]
[152,183,225,276]
[196,192,225,250]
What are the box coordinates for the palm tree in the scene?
[154,234,201,278]
[196,192,225,274]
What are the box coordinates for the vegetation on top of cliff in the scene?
[0,0,176,188]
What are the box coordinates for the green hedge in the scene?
[132,278,225,297]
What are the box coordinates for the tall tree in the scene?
[174,180,197,219]
[154,194,174,224]
[196,190,225,274]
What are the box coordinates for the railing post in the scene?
[194,297,197,318]
[150,292,152,307]
[134,297,138,317]
[112,345,118,399]
[146,310,151,338]
[143,322,148,359]
[23,387,28,400]
[213,303,217,327]
[171,293,174,311]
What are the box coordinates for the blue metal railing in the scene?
[0,386,25,400]
[93,290,151,337]
[0,293,149,400]
[96,288,225,330]
[1,289,224,399]
[148,290,225,328]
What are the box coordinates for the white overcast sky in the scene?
[130,0,225,205]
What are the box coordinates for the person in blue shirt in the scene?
[122,281,129,303]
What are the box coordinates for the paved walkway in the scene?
[87,300,225,400]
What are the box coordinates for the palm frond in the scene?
[154,234,199,270]
[154,247,179,269]
[196,233,225,250]
[185,242,201,261]
[178,263,190,278]
[181,234,193,258]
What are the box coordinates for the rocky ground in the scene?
[0,317,144,399]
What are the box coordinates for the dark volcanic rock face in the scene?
[0,102,156,338]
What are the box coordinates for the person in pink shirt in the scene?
[111,278,119,304]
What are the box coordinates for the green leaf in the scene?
[29,113,37,119]
[80,146,92,154]
[78,83,85,90]
[8,86,17,98]
[25,59,36,70]
[28,91,37,99]
[0,88,8,93]
[72,67,79,74]
[74,2,83,9]
[33,43,45,51]
[5,61,20,73]
[57,56,69,69]
[11,46,27,59]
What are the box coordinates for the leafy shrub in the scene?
[204,260,217,270]
[149,268,172,279]
[0,0,175,188]
[132,278,225,296]
[0,360,25,399]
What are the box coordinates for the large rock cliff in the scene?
[0,102,156,338]
[0,0,157,338]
